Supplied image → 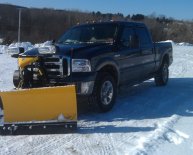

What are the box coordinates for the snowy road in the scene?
[0,44,193,155]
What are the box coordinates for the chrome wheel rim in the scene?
[100,81,114,105]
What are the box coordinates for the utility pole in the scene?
[18,8,21,43]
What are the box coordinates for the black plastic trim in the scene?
[0,121,77,135]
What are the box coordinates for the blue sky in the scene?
[0,0,193,20]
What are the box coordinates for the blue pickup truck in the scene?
[12,21,173,112]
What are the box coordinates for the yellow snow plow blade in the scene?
[0,85,77,134]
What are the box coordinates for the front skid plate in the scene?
[0,121,77,135]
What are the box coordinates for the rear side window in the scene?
[121,28,139,48]
[135,28,152,48]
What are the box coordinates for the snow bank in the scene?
[159,40,193,47]
[0,41,53,54]
[8,42,34,50]
[34,41,52,48]
[0,45,8,54]
[7,42,34,54]
[0,38,3,44]
[176,42,193,46]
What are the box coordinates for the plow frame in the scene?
[0,121,77,135]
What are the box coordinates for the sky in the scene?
[0,0,193,20]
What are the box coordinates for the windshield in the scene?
[57,24,118,44]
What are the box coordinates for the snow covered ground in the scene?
[0,44,193,155]
[0,45,8,54]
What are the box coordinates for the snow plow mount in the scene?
[0,85,78,135]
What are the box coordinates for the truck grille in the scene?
[43,56,70,79]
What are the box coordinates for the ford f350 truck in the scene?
[13,21,173,112]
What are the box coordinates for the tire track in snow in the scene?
[33,134,115,155]
[133,115,180,155]
[0,136,31,154]
[18,135,78,155]
[171,46,193,78]
[164,129,189,145]
[34,135,80,155]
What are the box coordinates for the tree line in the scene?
[0,4,193,44]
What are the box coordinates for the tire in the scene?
[13,70,21,88]
[13,69,33,89]
[154,61,169,86]
[91,72,117,112]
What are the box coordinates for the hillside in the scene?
[0,4,193,44]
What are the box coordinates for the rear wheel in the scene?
[154,61,169,86]
[91,72,117,112]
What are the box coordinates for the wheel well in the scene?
[163,54,169,65]
[98,65,118,84]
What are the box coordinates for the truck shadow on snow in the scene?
[79,78,193,134]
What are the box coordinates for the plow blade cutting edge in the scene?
[0,85,77,135]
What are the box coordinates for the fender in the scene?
[159,52,170,68]
[94,57,120,85]
[156,45,172,70]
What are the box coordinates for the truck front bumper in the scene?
[48,72,97,95]
[69,72,96,95]
[75,81,95,95]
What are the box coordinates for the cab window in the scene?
[135,27,152,48]
[121,28,139,48]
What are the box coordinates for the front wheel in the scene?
[13,70,21,88]
[91,72,117,112]
[13,69,33,89]
[154,61,169,86]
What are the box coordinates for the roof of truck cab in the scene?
[73,21,146,28]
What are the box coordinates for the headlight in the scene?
[38,45,56,54]
[72,59,91,72]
